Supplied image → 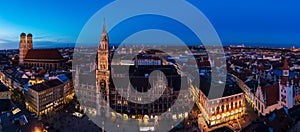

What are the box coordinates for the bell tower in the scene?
[27,33,33,49]
[283,58,289,77]
[19,33,27,65]
[279,57,294,109]
[96,19,110,116]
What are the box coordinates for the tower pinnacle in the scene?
[102,18,106,35]
[283,58,289,71]
[283,58,289,77]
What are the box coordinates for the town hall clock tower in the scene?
[96,19,110,116]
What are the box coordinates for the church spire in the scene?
[283,58,289,71]
[283,57,289,77]
[102,18,107,35]
[99,18,108,50]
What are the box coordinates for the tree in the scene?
[10,88,25,105]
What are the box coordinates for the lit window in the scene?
[138,97,142,101]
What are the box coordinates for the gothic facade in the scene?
[19,33,65,70]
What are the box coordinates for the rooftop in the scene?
[261,84,279,107]
[199,75,243,98]
[24,49,64,60]
[0,99,11,112]
[29,79,63,92]
[0,81,9,92]
[111,65,186,92]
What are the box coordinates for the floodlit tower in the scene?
[19,33,27,65]
[27,33,33,49]
[96,19,110,117]
[279,58,294,109]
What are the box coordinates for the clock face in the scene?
[284,70,289,76]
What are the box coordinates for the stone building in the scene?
[19,33,65,70]
[194,76,245,126]
[75,20,193,122]
[25,78,74,116]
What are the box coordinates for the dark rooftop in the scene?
[199,75,243,98]
[24,49,64,60]
[29,79,63,92]
[44,79,63,88]
[210,126,233,132]
[30,84,48,92]
[111,65,185,92]
[0,81,9,92]
[0,99,11,112]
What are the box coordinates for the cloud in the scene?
[0,40,8,44]
[0,38,75,49]
[0,38,16,44]
[0,39,18,49]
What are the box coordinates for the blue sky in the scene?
[0,0,300,49]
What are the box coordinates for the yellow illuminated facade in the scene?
[192,85,245,126]
[25,79,74,117]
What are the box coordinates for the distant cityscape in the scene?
[0,17,299,132]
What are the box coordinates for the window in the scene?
[221,105,224,112]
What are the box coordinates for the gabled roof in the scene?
[261,84,279,107]
[24,49,64,60]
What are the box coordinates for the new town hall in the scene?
[75,21,193,122]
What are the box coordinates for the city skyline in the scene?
[0,6,300,131]
[1,0,300,49]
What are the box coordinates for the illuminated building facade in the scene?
[25,78,74,116]
[194,76,245,126]
[0,67,29,90]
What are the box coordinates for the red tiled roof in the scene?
[261,84,279,107]
[24,49,64,60]
[283,58,289,70]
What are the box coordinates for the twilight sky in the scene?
[0,0,300,49]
